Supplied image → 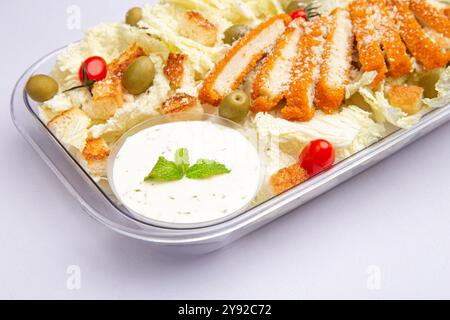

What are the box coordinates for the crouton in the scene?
[47,108,91,151]
[179,11,218,47]
[90,44,146,120]
[81,137,110,177]
[386,84,424,115]
[271,163,309,195]
[164,53,195,88]
[199,14,291,106]
[161,93,200,114]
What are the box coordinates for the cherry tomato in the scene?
[78,56,107,83]
[299,139,335,176]
[290,9,307,21]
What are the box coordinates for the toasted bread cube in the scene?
[271,163,309,195]
[89,77,124,120]
[179,11,218,47]
[48,108,91,151]
[82,137,110,177]
[90,44,146,120]
[386,84,424,115]
[161,93,200,114]
[164,53,195,88]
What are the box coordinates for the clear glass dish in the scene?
[11,46,450,254]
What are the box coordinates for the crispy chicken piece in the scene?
[271,163,309,195]
[392,0,448,70]
[164,53,195,89]
[48,108,91,151]
[409,0,450,38]
[283,17,329,121]
[251,24,303,113]
[386,84,424,115]
[315,9,353,114]
[161,93,200,114]
[443,7,450,19]
[90,44,146,120]
[349,0,387,87]
[82,137,110,176]
[199,14,291,106]
[424,27,450,51]
[369,0,412,78]
[179,11,218,47]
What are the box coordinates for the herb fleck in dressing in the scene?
[112,121,261,225]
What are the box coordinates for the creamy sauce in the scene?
[111,121,261,225]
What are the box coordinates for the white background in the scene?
[1,0,450,300]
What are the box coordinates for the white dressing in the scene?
[111,121,261,225]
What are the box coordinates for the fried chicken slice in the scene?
[282,17,329,121]
[251,24,303,113]
[369,0,412,78]
[315,8,354,114]
[392,0,448,70]
[349,0,388,87]
[199,14,292,106]
[409,0,450,38]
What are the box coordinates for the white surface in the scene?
[1,0,450,300]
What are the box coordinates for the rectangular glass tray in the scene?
[11,46,450,254]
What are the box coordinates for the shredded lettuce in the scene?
[423,66,450,109]
[345,71,377,99]
[358,86,427,129]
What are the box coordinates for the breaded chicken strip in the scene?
[392,0,448,70]
[251,23,303,113]
[199,14,291,106]
[370,0,412,78]
[282,17,329,121]
[409,0,450,38]
[315,9,353,114]
[349,0,387,86]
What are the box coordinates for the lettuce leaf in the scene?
[423,66,450,109]
[358,86,426,129]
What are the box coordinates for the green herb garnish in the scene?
[186,159,231,179]
[144,148,231,182]
[144,156,184,182]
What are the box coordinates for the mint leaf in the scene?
[186,159,231,180]
[144,157,184,182]
[174,148,190,174]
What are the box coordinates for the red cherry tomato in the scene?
[78,56,107,83]
[290,9,307,21]
[299,139,335,176]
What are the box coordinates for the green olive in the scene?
[25,75,59,102]
[122,56,155,95]
[219,90,250,122]
[285,1,310,13]
[126,7,143,27]
[418,70,442,99]
[224,25,249,45]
